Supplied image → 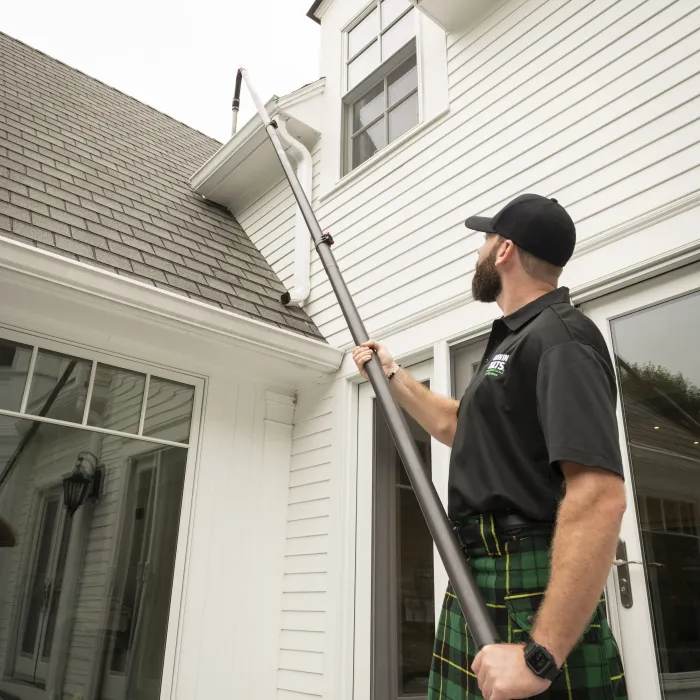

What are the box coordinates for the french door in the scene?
[583,262,700,700]
[14,488,72,686]
[100,447,186,700]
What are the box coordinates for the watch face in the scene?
[530,647,550,672]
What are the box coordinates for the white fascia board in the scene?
[0,237,342,374]
[189,81,324,209]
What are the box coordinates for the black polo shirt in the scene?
[448,287,624,523]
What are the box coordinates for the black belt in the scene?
[451,512,552,550]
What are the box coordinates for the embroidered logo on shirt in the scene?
[485,353,510,377]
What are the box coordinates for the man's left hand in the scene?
[472,643,552,700]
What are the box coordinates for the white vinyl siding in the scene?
[305,0,700,347]
[239,142,323,296]
[277,381,334,700]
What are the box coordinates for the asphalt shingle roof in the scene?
[0,32,324,341]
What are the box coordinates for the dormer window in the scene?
[343,1,419,172]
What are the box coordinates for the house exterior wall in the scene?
[0,252,334,700]
[299,0,700,348]
[243,0,700,698]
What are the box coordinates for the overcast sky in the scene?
[1,0,320,143]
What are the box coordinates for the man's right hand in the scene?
[352,340,399,380]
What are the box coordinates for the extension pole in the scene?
[236,68,499,649]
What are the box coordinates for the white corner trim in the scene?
[318,107,450,204]
[0,237,343,373]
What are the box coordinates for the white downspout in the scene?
[275,115,312,307]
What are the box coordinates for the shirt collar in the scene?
[501,286,571,332]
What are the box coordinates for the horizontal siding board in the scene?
[283,553,328,575]
[286,516,330,539]
[290,446,333,471]
[280,630,325,654]
[279,649,324,674]
[282,592,327,613]
[288,464,331,488]
[278,669,324,696]
[285,534,329,556]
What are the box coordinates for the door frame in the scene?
[355,359,434,700]
[582,260,700,700]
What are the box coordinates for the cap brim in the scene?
[0,515,17,547]
[464,215,496,233]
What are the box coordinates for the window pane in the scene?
[88,363,146,435]
[0,414,189,698]
[389,91,419,142]
[381,10,414,61]
[348,7,379,58]
[348,40,380,90]
[143,377,195,443]
[381,0,410,28]
[388,53,417,106]
[0,337,33,412]
[352,119,387,168]
[353,81,385,133]
[27,349,92,422]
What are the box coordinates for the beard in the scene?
[472,246,502,303]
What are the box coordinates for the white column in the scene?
[431,340,452,617]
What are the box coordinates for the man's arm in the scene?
[530,462,626,666]
[352,340,460,446]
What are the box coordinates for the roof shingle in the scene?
[0,31,324,341]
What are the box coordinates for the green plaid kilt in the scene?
[428,516,628,699]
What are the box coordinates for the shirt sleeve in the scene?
[536,341,624,478]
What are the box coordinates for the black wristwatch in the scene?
[523,640,561,681]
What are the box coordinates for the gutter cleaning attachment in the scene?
[234,67,500,651]
[231,77,312,307]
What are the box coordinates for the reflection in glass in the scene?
[389,92,419,142]
[143,378,195,443]
[88,364,146,435]
[0,337,33,412]
[353,120,387,169]
[612,290,700,696]
[0,411,189,698]
[353,81,385,133]
[373,388,434,697]
[26,349,92,423]
[388,53,417,107]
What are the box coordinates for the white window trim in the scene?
[321,5,449,199]
[0,324,204,700]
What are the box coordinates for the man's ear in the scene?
[495,237,516,266]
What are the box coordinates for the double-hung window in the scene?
[344,0,419,173]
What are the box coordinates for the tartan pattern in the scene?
[428,517,628,699]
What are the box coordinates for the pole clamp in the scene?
[269,119,278,129]
[319,232,334,247]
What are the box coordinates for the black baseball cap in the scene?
[0,515,16,547]
[464,193,576,267]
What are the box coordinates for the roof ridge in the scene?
[0,30,224,147]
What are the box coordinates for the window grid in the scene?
[0,339,193,449]
[350,78,418,153]
[346,1,413,87]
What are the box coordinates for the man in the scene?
[353,194,628,700]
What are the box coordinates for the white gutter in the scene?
[275,115,312,307]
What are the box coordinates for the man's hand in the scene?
[472,644,551,700]
[352,339,398,380]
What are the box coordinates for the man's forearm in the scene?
[531,468,625,666]
[389,367,459,446]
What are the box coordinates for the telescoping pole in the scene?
[235,68,499,649]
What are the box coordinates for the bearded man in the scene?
[352,194,628,700]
